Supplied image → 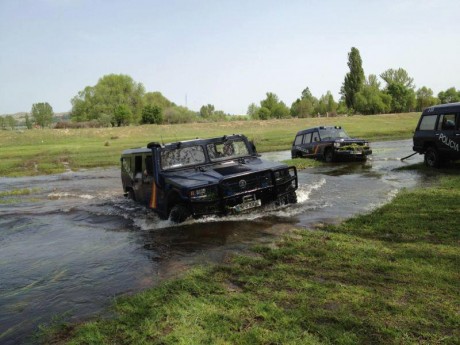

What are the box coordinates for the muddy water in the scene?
[0,140,427,344]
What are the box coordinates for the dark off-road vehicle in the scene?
[121,134,298,223]
[291,126,372,162]
[413,102,460,167]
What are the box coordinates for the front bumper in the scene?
[334,149,372,158]
[189,171,298,217]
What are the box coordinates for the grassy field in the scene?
[0,113,419,177]
[43,172,460,344]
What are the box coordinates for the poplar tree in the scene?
[341,47,365,111]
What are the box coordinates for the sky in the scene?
[1,0,459,115]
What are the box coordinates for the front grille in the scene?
[221,172,272,197]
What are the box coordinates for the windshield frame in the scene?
[318,128,350,141]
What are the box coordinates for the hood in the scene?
[162,157,286,189]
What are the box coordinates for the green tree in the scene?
[0,116,4,130]
[143,92,175,109]
[272,102,290,119]
[31,102,54,128]
[163,106,197,124]
[291,87,318,118]
[258,92,290,119]
[24,114,33,129]
[141,105,163,124]
[246,103,260,119]
[340,47,365,111]
[200,104,215,119]
[70,74,145,123]
[438,87,460,104]
[355,74,391,115]
[380,68,414,88]
[113,104,132,126]
[380,68,416,113]
[386,83,416,113]
[257,107,270,120]
[416,87,438,111]
[5,115,17,130]
[314,91,338,116]
[260,92,279,115]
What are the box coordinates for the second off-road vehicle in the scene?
[291,126,372,162]
[121,134,298,223]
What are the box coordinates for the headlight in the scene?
[190,188,207,198]
[334,142,341,148]
[189,186,218,200]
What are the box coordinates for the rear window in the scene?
[294,135,303,146]
[419,115,437,130]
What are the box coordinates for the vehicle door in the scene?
[142,155,155,205]
[309,131,322,157]
[292,134,304,157]
[300,132,318,157]
[436,113,460,158]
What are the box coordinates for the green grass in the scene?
[0,113,420,176]
[283,158,323,169]
[44,174,460,345]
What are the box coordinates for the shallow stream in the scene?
[0,140,430,344]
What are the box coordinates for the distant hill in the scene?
[0,112,71,123]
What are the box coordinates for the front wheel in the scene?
[127,189,136,201]
[287,191,297,204]
[324,148,334,163]
[424,147,441,168]
[169,204,191,223]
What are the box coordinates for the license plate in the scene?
[234,199,262,212]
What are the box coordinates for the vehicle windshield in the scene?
[206,139,250,162]
[319,128,349,140]
[160,145,206,170]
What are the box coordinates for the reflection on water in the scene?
[0,140,430,344]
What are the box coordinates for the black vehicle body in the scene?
[121,134,298,222]
[413,102,460,167]
[291,126,372,162]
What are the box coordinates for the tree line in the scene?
[4,46,459,129]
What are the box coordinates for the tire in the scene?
[287,191,297,204]
[169,204,191,223]
[324,148,334,163]
[424,147,441,168]
[127,189,136,201]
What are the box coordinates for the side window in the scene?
[303,133,312,144]
[134,155,143,174]
[121,157,131,174]
[311,131,320,142]
[438,113,456,130]
[145,155,153,175]
[419,114,437,130]
[294,135,303,146]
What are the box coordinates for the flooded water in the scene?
[0,140,428,344]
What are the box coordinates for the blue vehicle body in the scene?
[121,134,298,222]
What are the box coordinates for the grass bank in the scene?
[0,113,419,177]
[45,173,460,344]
